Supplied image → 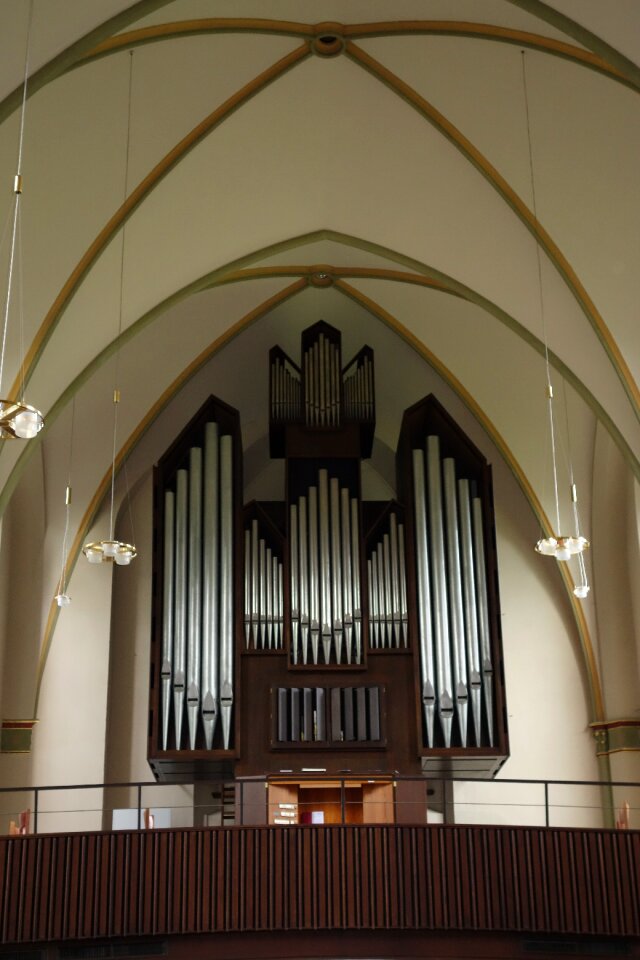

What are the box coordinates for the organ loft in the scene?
[148,320,508,821]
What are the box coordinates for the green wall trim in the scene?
[506,0,640,90]
[0,1,175,126]
[0,230,638,528]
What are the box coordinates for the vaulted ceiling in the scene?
[0,1,638,728]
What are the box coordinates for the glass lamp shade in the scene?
[0,400,44,439]
[574,583,590,599]
[83,539,136,564]
[55,593,71,607]
[535,535,589,560]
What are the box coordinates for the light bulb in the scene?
[555,545,571,561]
[86,548,102,564]
[55,593,71,607]
[114,549,132,566]
[574,584,590,599]
[12,408,43,439]
[102,540,118,557]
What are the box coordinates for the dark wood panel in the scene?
[0,824,639,945]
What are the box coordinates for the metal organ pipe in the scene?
[443,457,469,747]
[398,521,408,646]
[219,434,234,750]
[187,448,203,751]
[390,513,401,647]
[458,479,483,746]
[426,435,454,748]
[308,486,320,664]
[341,486,354,664]
[173,468,188,750]
[412,449,436,746]
[290,504,299,664]
[299,495,309,664]
[318,469,332,663]
[161,490,174,750]
[330,477,343,663]
[351,497,362,664]
[202,421,220,749]
[472,494,494,745]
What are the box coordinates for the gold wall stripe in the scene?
[345,41,640,421]
[76,20,634,92]
[5,41,311,410]
[335,277,604,722]
[33,278,307,713]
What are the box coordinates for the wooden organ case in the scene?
[148,320,508,790]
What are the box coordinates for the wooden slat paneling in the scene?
[0,823,638,944]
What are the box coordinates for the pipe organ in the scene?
[149,321,508,783]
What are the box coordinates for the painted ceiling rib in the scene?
[0,0,174,125]
[506,0,640,88]
[72,20,635,92]
[345,40,640,422]
[33,277,308,715]
[1,238,637,527]
[3,41,312,414]
[335,277,604,722]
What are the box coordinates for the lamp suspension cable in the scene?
[561,378,590,598]
[0,0,44,440]
[83,51,137,566]
[521,51,589,568]
[55,398,75,606]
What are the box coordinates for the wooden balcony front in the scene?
[1,822,638,953]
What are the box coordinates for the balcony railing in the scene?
[1,775,638,835]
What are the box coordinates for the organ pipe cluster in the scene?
[412,436,494,749]
[368,512,408,648]
[161,422,235,751]
[243,520,284,650]
[303,331,341,426]
[271,353,302,422]
[343,351,374,422]
[290,468,362,666]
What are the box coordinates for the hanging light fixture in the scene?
[83,52,136,567]
[520,52,589,572]
[0,0,43,440]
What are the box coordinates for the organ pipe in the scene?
[161,490,174,751]
[202,421,220,748]
[187,448,202,750]
[341,486,354,664]
[458,479,483,745]
[219,434,234,750]
[472,494,494,745]
[319,470,332,663]
[299,495,310,665]
[330,477,343,663]
[290,503,299,663]
[443,458,469,747]
[173,469,188,750]
[412,450,436,746]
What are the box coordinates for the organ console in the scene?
[148,320,508,785]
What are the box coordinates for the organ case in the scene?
[148,321,508,783]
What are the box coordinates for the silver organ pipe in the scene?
[162,420,236,752]
[266,545,273,648]
[351,497,362,664]
[250,519,259,648]
[202,421,220,748]
[472,494,494,745]
[287,471,362,666]
[458,479,483,745]
[219,434,234,750]
[367,511,408,652]
[412,443,496,748]
[398,521,408,646]
[318,469,332,663]
[426,435,454,748]
[187,447,203,750]
[341,486,354,664]
[330,477,343,663]
[243,528,251,649]
[412,450,436,746]
[173,469,188,750]
[443,458,469,747]
[259,537,266,648]
[290,503,299,664]
[308,485,320,664]
[299,495,309,664]
[161,490,174,750]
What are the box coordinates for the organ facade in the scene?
[148,320,508,807]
